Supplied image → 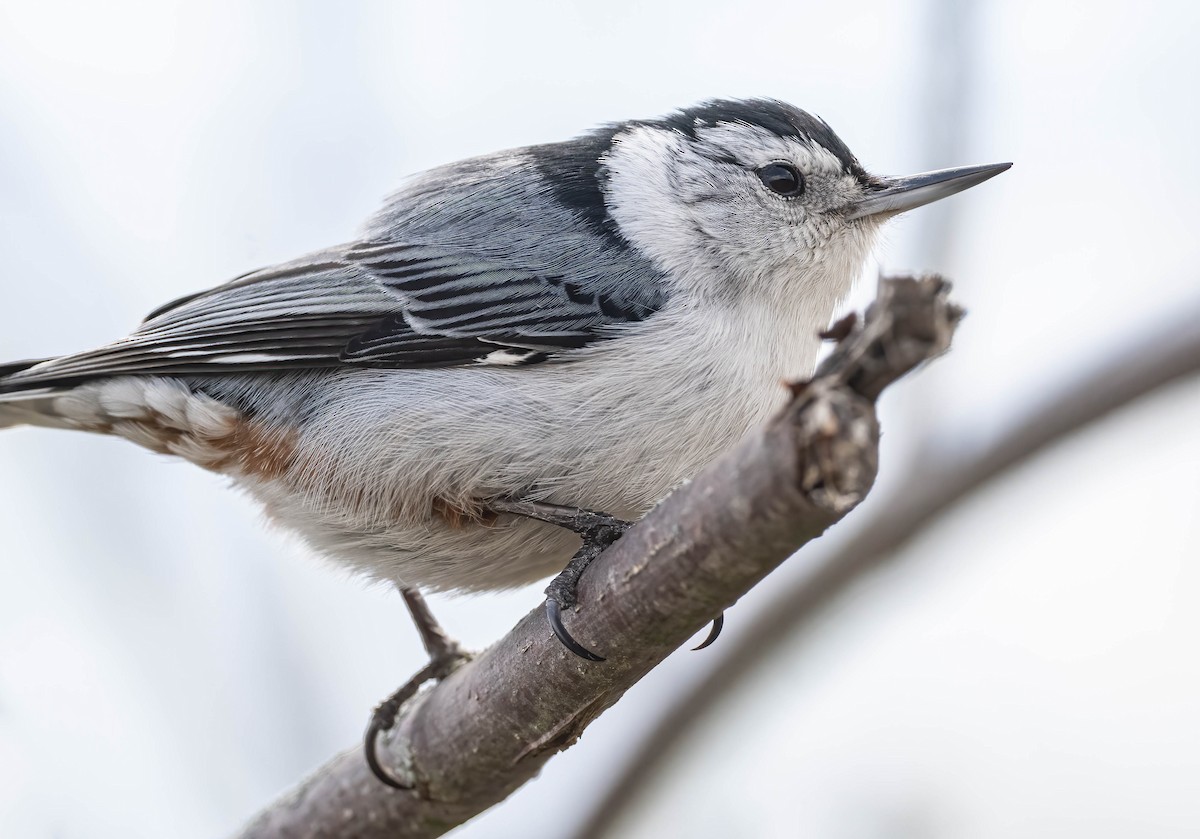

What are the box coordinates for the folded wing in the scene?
[1,241,667,391]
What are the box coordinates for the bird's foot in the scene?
[543,515,630,661]
[490,498,725,660]
[365,645,470,789]
[366,588,472,790]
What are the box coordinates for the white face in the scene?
[603,121,883,307]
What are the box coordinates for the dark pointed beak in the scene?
[846,162,1011,220]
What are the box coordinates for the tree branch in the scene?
[236,276,963,839]
[573,295,1200,839]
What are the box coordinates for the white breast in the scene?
[240,294,838,592]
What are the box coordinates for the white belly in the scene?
[242,305,825,592]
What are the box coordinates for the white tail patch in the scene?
[1,376,299,481]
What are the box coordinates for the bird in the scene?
[0,98,1009,787]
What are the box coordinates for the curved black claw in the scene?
[539,513,628,662]
[546,598,605,662]
[364,661,437,790]
[365,703,413,790]
[692,612,725,651]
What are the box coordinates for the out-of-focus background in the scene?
[0,1,1197,836]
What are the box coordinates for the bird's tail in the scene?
[0,358,76,430]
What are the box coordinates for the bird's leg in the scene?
[365,586,470,790]
[489,498,725,661]
[401,586,465,665]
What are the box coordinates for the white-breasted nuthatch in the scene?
[0,98,1008,786]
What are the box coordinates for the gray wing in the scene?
[1,239,667,390]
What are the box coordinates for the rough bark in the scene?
[237,276,962,839]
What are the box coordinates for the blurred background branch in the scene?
[574,295,1200,839]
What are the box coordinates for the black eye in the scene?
[757,163,804,197]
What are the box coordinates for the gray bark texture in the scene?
[236,276,962,839]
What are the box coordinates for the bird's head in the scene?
[583,98,1009,304]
